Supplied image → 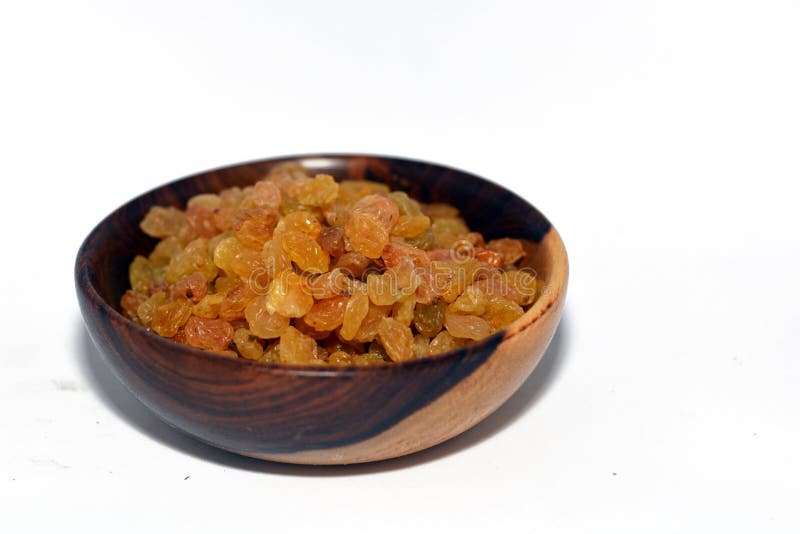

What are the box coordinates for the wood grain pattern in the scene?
[75,154,568,464]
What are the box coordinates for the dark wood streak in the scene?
[75,154,562,461]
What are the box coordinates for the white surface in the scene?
[1,0,799,532]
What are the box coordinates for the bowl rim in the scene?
[76,152,568,375]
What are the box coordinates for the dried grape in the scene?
[391,294,416,326]
[187,193,222,211]
[377,317,414,362]
[367,271,400,306]
[344,212,389,259]
[265,271,313,318]
[151,297,193,337]
[281,230,330,274]
[129,255,155,293]
[303,296,348,331]
[183,316,234,352]
[431,217,469,248]
[170,272,208,303]
[291,174,339,206]
[352,302,391,343]
[140,206,187,238]
[307,268,348,299]
[213,207,238,232]
[413,301,446,337]
[262,237,291,279]
[473,248,503,269]
[233,328,265,360]
[274,210,322,238]
[351,194,399,231]
[262,342,281,363]
[218,282,258,322]
[186,205,218,238]
[428,330,465,355]
[487,238,526,266]
[149,236,184,267]
[192,293,224,319]
[279,326,321,365]
[252,181,281,212]
[340,288,369,341]
[382,242,430,269]
[448,285,487,315]
[136,291,167,326]
[444,312,492,341]
[121,290,147,320]
[389,191,423,217]
[392,215,430,238]
[245,298,290,339]
[482,296,524,330]
[235,209,276,249]
[328,350,354,366]
[293,317,331,340]
[165,238,217,283]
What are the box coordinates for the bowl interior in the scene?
[80,154,554,324]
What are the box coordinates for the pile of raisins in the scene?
[121,163,540,365]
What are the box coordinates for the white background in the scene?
[1,0,799,532]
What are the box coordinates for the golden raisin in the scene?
[148,237,184,267]
[291,174,339,206]
[140,206,187,238]
[340,289,370,341]
[377,317,415,362]
[183,316,234,352]
[129,255,155,293]
[233,328,265,360]
[252,180,282,212]
[279,326,321,365]
[392,215,431,238]
[352,194,399,230]
[152,297,193,337]
[487,238,526,266]
[186,205,218,238]
[274,210,322,238]
[344,212,389,259]
[245,298,290,339]
[218,282,258,322]
[307,268,348,299]
[170,272,208,303]
[281,230,330,274]
[482,296,524,330]
[304,296,349,331]
[448,285,487,315]
[428,330,465,355]
[392,294,416,326]
[443,312,492,341]
[413,301,447,338]
[265,271,313,318]
[192,293,224,319]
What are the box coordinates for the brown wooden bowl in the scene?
[75,154,568,465]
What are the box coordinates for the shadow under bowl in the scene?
[75,154,569,465]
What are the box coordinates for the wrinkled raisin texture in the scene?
[124,162,540,364]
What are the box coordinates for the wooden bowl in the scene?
[75,154,568,465]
